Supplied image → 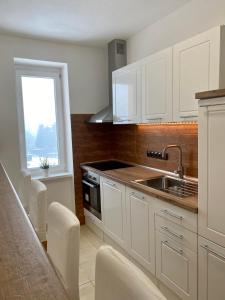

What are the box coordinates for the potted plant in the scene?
[40,157,50,177]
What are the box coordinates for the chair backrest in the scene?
[20,170,31,212]
[47,202,80,300]
[29,179,47,241]
[95,245,167,300]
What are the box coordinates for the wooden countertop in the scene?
[196,88,225,100]
[81,163,198,213]
[0,164,69,299]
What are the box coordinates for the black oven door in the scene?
[82,179,101,219]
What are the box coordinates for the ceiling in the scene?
[0,0,189,46]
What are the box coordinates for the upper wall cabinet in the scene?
[113,63,141,124]
[173,26,225,121]
[142,48,173,123]
[112,25,225,124]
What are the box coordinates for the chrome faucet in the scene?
[162,145,184,179]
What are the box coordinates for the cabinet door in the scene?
[142,48,172,123]
[156,231,197,300]
[113,64,141,124]
[100,177,126,248]
[199,104,225,247]
[126,188,155,274]
[198,236,225,300]
[173,27,221,121]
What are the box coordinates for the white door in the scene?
[173,27,221,121]
[113,63,141,124]
[126,188,155,274]
[100,177,126,248]
[142,48,172,123]
[198,236,225,300]
[199,104,225,247]
[156,231,197,300]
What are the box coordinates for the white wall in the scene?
[0,33,108,205]
[127,0,225,63]
[42,177,75,212]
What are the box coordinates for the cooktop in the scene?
[84,160,134,171]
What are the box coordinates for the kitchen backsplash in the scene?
[71,114,112,223]
[112,123,198,177]
[71,114,198,223]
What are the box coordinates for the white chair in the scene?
[47,202,80,300]
[29,179,47,242]
[20,170,31,212]
[95,245,167,300]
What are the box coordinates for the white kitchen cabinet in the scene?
[198,236,225,300]
[100,177,126,248]
[100,175,198,299]
[154,198,197,233]
[155,214,197,252]
[126,188,155,274]
[173,26,225,121]
[156,231,197,300]
[198,102,225,247]
[142,48,173,123]
[112,62,141,124]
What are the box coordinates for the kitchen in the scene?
[0,1,225,300]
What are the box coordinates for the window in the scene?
[15,61,71,176]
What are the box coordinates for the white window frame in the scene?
[15,62,70,177]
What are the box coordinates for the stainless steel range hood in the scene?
[88,39,127,123]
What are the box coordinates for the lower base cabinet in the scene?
[100,177,126,249]
[100,176,198,299]
[126,188,155,275]
[198,236,225,300]
[156,231,197,300]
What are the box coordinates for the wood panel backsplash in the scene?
[71,114,112,224]
[71,114,198,223]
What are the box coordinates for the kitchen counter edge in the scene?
[80,163,198,214]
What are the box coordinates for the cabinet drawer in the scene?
[155,214,197,252]
[156,231,197,300]
[154,199,197,233]
[100,177,124,191]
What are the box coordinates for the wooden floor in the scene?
[42,240,47,250]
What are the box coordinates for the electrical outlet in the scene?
[146,150,168,160]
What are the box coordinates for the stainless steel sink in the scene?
[134,176,198,198]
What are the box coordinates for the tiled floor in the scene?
[79,225,104,300]
[79,225,177,300]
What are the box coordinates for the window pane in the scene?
[21,76,59,168]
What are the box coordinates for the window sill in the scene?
[32,172,73,182]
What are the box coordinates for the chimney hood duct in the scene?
[88,39,127,123]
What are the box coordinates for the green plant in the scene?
[39,157,50,169]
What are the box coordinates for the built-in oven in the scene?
[82,171,101,220]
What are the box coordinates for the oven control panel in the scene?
[84,171,100,184]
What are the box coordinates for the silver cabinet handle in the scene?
[161,226,183,240]
[131,192,145,200]
[82,180,95,188]
[163,240,183,255]
[106,181,116,188]
[160,209,183,220]
[201,245,225,260]
[146,117,162,121]
[181,115,197,119]
[117,119,132,122]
